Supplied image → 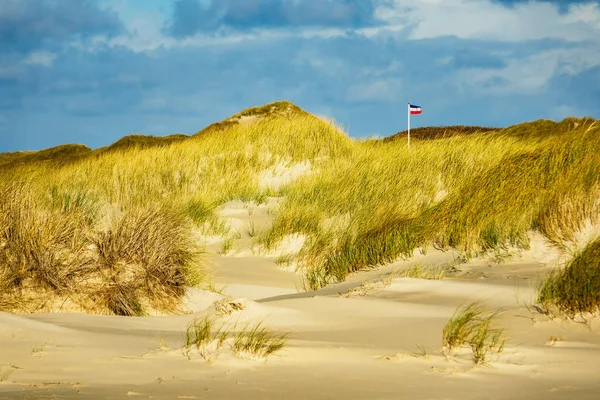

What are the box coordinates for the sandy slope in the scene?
[1,204,600,399]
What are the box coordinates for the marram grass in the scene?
[539,239,600,317]
[1,101,599,313]
[442,302,505,364]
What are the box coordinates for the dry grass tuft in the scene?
[0,182,94,309]
[183,316,287,361]
[341,271,398,298]
[0,365,16,383]
[232,321,288,359]
[402,264,446,280]
[213,298,245,316]
[184,316,229,361]
[93,206,204,315]
[545,336,566,346]
[0,183,204,314]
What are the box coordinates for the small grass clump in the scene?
[232,321,288,359]
[538,239,600,317]
[0,365,16,383]
[218,233,241,256]
[186,198,215,226]
[183,316,287,361]
[275,253,296,268]
[298,265,331,292]
[341,271,397,297]
[184,317,229,360]
[402,264,446,280]
[442,302,505,364]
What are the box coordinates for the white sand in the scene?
[2,215,600,399]
[258,160,312,190]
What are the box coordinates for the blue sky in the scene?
[1,0,599,152]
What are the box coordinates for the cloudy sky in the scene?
[1,0,599,152]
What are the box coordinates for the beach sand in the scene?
[1,203,599,400]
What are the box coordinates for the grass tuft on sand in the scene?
[538,239,600,317]
[184,317,230,361]
[442,302,506,365]
[183,316,287,361]
[232,321,288,359]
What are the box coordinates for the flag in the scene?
[409,104,422,115]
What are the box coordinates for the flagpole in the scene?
[407,102,411,149]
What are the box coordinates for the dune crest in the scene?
[2,103,600,398]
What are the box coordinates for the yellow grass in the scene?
[1,100,599,312]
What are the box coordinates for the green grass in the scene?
[219,236,238,256]
[442,302,505,364]
[538,239,600,317]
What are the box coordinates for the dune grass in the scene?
[183,316,287,361]
[0,144,91,169]
[0,182,203,315]
[442,302,505,364]
[538,239,600,317]
[384,125,500,142]
[232,321,288,359]
[402,264,447,280]
[184,316,230,360]
[1,100,599,311]
[0,365,15,383]
[94,206,204,315]
[0,102,352,313]
[262,117,600,288]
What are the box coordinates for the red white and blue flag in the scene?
[409,104,422,115]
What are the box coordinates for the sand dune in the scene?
[2,152,600,400]
[2,229,600,400]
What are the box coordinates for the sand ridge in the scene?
[1,204,600,399]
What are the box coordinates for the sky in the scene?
[1,0,599,152]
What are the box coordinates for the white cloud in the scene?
[62,0,600,54]
[565,2,600,26]
[345,78,403,103]
[24,51,57,67]
[456,52,559,95]
[377,0,600,42]
[455,45,600,95]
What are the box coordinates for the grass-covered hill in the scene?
[383,125,501,141]
[0,144,92,168]
[1,101,599,317]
